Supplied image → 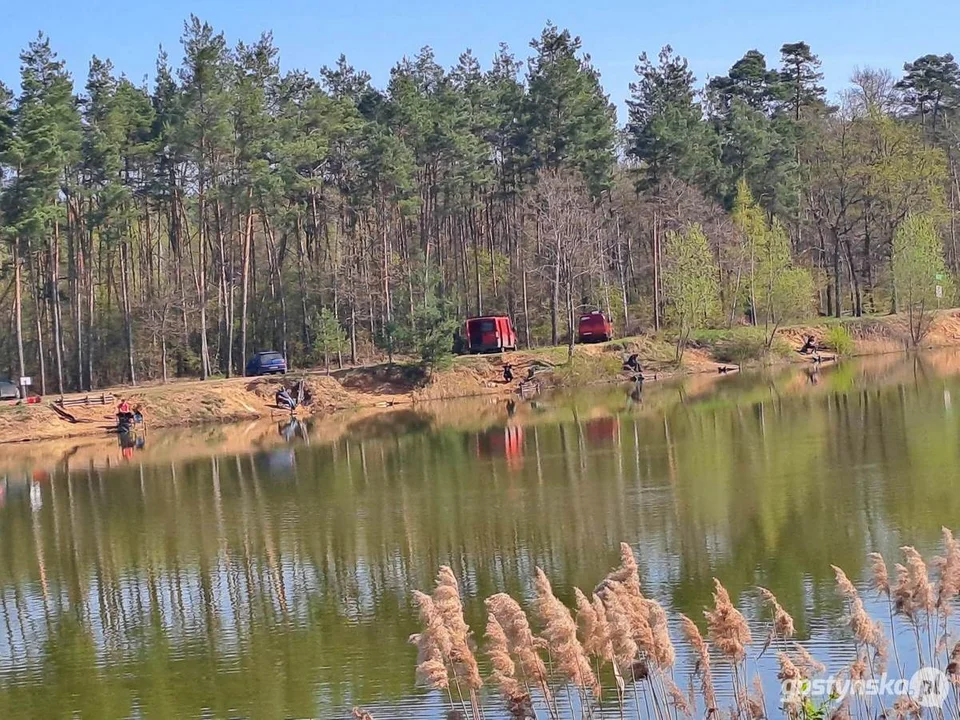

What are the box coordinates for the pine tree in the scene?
[626,45,716,190]
[897,54,960,133]
[178,15,233,379]
[778,42,826,121]
[526,24,617,195]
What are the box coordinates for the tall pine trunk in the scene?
[13,242,26,392]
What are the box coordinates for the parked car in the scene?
[246,351,287,376]
[0,376,18,400]
[463,316,518,354]
[577,311,613,343]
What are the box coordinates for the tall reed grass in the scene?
[406,534,960,720]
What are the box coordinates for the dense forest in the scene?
[0,18,957,391]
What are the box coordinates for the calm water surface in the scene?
[1,352,959,718]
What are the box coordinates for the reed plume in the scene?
[831,565,887,664]
[947,641,960,684]
[777,651,803,681]
[850,654,868,682]
[433,566,483,692]
[892,547,935,619]
[679,613,717,712]
[868,552,890,596]
[575,587,616,667]
[890,695,922,719]
[644,597,676,669]
[665,676,693,717]
[757,586,795,654]
[411,591,452,690]
[599,583,639,673]
[791,643,826,677]
[573,588,599,653]
[485,593,552,706]
[485,614,533,718]
[777,652,804,717]
[533,567,601,699]
[705,578,752,662]
[597,542,643,597]
[828,700,853,720]
[934,527,960,612]
[737,683,764,720]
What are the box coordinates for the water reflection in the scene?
[1,352,960,717]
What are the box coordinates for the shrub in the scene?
[712,328,768,365]
[823,325,855,356]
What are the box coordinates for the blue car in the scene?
[0,376,18,400]
[245,351,287,376]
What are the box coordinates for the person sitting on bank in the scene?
[276,387,296,410]
[503,364,514,383]
[623,353,642,373]
[799,335,817,354]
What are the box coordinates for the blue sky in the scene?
[2,0,957,119]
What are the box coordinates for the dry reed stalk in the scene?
[597,542,643,598]
[533,568,601,700]
[485,614,534,718]
[935,527,960,613]
[352,708,375,720]
[485,593,553,708]
[792,643,826,677]
[831,565,888,663]
[868,552,891,596]
[757,586,795,654]
[828,699,853,720]
[433,567,484,692]
[869,550,907,677]
[737,686,764,719]
[850,654,868,682]
[752,673,769,719]
[573,589,600,656]
[777,652,804,718]
[665,676,693,717]
[704,578,752,663]
[644,598,676,669]
[777,651,804,681]
[947,642,960,685]
[411,590,452,691]
[893,547,935,619]
[599,583,639,673]
[678,613,717,712]
[590,592,616,664]
[890,695,922,719]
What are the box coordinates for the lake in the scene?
[1,352,959,718]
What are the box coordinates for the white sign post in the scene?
[18,377,31,401]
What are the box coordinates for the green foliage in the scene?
[526,24,617,195]
[823,325,855,356]
[662,224,721,359]
[892,213,954,344]
[709,328,766,364]
[732,181,815,344]
[0,22,958,393]
[397,293,461,370]
[314,308,347,371]
[626,46,717,190]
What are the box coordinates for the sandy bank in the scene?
[3,309,960,447]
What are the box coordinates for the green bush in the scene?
[711,328,768,365]
[408,294,460,370]
[823,325,855,356]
